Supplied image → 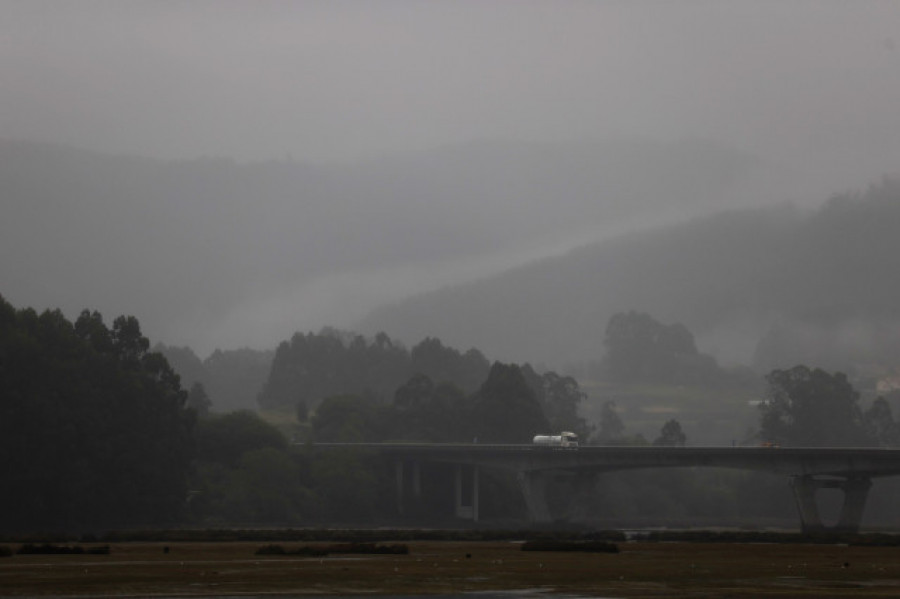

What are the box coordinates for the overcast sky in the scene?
[3,1,900,356]
[2,1,899,167]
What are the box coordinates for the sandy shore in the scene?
[4,539,900,597]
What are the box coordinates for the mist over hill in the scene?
[1,137,796,355]
[359,179,900,376]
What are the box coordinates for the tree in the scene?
[759,365,872,447]
[654,419,687,446]
[197,411,286,468]
[410,337,489,393]
[74,309,113,353]
[603,311,719,384]
[203,347,274,412]
[597,400,625,443]
[153,344,207,390]
[111,314,150,366]
[187,382,213,417]
[0,298,194,531]
[296,399,308,423]
[864,397,900,447]
[521,365,593,440]
[312,394,386,442]
[257,330,490,411]
[390,374,467,442]
[311,450,379,521]
[221,447,314,524]
[470,362,549,443]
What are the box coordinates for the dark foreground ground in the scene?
[4,539,900,597]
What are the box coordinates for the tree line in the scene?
[257,330,492,411]
[0,296,194,532]
[153,344,274,413]
[309,361,590,444]
[5,290,900,532]
[0,295,594,530]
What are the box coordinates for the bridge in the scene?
[307,443,900,532]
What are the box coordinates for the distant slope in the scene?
[359,179,900,373]
[1,137,785,353]
[155,344,274,413]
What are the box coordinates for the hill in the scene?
[1,137,787,353]
[360,178,900,380]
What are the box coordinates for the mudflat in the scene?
[4,540,900,597]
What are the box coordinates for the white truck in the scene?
[532,431,579,448]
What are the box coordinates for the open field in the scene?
[5,539,900,597]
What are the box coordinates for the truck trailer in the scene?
[532,431,579,448]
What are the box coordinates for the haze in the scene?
[2,1,900,360]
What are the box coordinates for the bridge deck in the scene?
[304,443,900,478]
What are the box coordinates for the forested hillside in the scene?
[155,344,274,412]
[361,178,900,378]
[257,330,490,411]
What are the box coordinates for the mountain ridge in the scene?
[0,136,807,354]
[359,182,900,374]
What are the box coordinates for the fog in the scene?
[2,1,900,360]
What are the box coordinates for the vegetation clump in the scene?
[0,299,194,533]
[17,543,110,555]
[635,530,900,546]
[521,540,618,553]
[255,542,408,556]
[255,544,327,557]
[328,542,409,555]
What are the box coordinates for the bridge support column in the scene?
[454,464,479,521]
[790,475,872,533]
[836,476,872,533]
[790,475,822,532]
[395,460,404,516]
[412,460,421,500]
[517,471,551,524]
[473,465,479,522]
[394,460,423,516]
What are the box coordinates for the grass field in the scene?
[5,538,900,597]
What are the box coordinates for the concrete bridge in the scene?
[308,443,900,532]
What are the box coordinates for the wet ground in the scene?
[4,540,900,597]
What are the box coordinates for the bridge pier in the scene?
[517,470,552,524]
[454,464,479,521]
[344,444,900,529]
[790,475,872,533]
[394,460,422,516]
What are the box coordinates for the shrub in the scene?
[255,542,408,556]
[521,540,618,553]
[18,543,84,555]
[255,544,327,557]
[328,542,409,555]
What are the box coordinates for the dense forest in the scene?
[0,297,194,532]
[0,296,597,530]
[257,331,491,410]
[154,344,273,413]
[8,290,900,532]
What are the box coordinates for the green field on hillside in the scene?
[580,381,762,446]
